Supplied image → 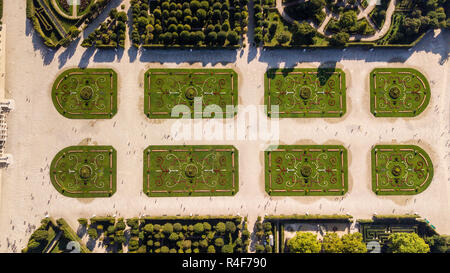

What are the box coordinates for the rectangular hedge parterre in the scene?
[265,145,348,196]
[144,145,239,197]
[52,68,118,119]
[130,0,249,48]
[370,68,431,117]
[265,68,346,118]
[144,69,238,119]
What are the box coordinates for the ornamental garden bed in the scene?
[144,145,239,197]
[26,0,111,47]
[52,68,118,119]
[370,68,430,117]
[371,145,434,195]
[265,68,346,118]
[50,145,117,198]
[144,68,238,119]
[265,145,348,196]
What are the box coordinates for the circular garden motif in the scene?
[145,69,238,119]
[371,145,434,195]
[265,68,347,118]
[265,145,348,196]
[50,146,117,198]
[144,145,239,197]
[52,68,118,119]
[370,68,431,117]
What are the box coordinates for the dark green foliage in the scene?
[130,0,248,47]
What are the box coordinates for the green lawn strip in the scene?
[52,68,118,119]
[265,145,348,196]
[144,68,238,119]
[370,68,430,117]
[265,68,346,118]
[50,145,117,198]
[144,145,239,197]
[371,145,434,195]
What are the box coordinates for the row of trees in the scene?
[287,232,367,253]
[286,231,435,253]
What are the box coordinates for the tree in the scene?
[169,233,179,241]
[387,233,430,253]
[287,232,321,253]
[225,221,237,233]
[321,233,344,253]
[341,233,367,253]
[163,223,173,234]
[276,31,290,45]
[207,245,216,253]
[194,223,205,234]
[215,238,225,247]
[425,235,449,253]
[339,10,357,30]
[330,32,349,46]
[32,230,49,242]
[221,245,234,253]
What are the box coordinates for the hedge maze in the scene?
[50,146,117,198]
[265,145,348,196]
[144,145,239,197]
[52,68,118,119]
[370,68,431,117]
[144,69,238,119]
[371,145,434,195]
[130,0,249,48]
[265,68,346,118]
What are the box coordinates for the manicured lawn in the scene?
[265,145,348,196]
[50,146,117,198]
[144,145,239,197]
[265,68,346,118]
[144,69,238,119]
[52,68,118,119]
[371,145,434,195]
[370,68,430,117]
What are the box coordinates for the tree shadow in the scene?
[139,48,238,66]
[258,29,449,66]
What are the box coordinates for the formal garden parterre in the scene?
[265,145,348,196]
[130,0,249,48]
[370,68,431,117]
[265,68,346,118]
[52,68,118,119]
[50,145,117,198]
[144,68,238,119]
[253,0,449,48]
[26,0,112,47]
[371,145,434,195]
[144,145,239,197]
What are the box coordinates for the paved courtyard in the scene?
[0,1,448,252]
